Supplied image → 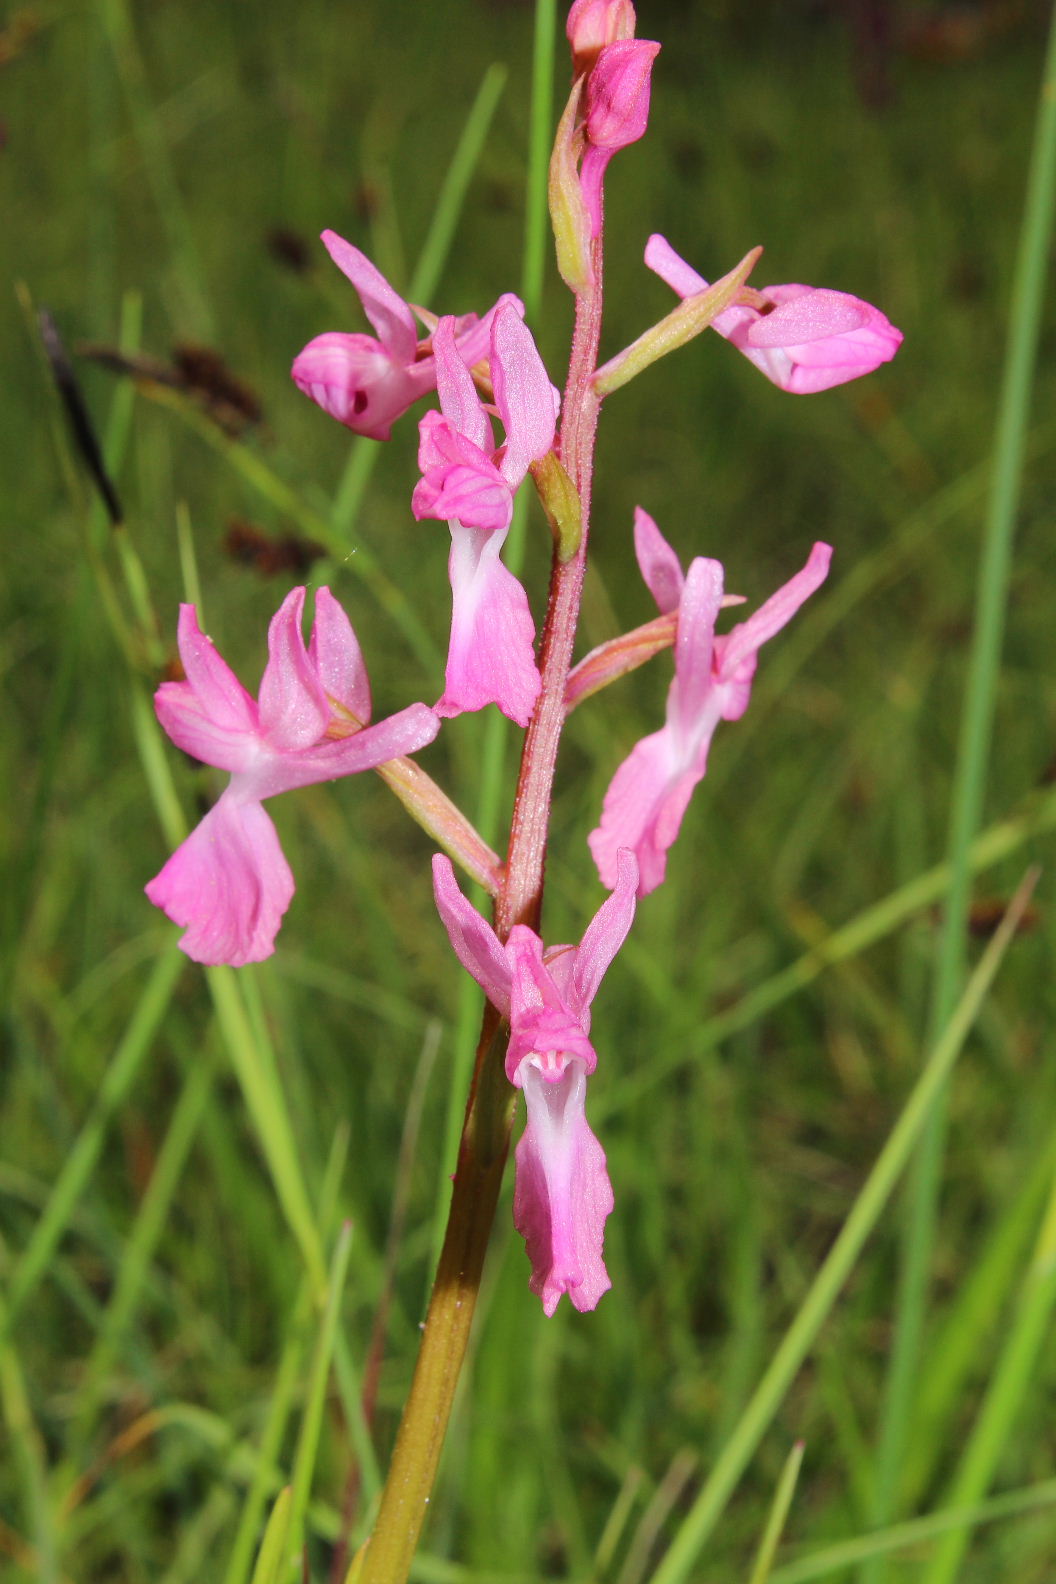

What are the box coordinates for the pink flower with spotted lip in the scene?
[432,849,638,1316]
[412,303,559,726]
[589,510,832,896]
[645,234,902,393]
[146,588,440,966]
[291,230,523,440]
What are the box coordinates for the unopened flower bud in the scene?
[566,0,636,75]
[584,38,659,151]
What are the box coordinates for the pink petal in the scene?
[584,39,659,150]
[633,506,685,615]
[728,288,903,394]
[174,604,258,732]
[438,525,541,726]
[320,230,417,364]
[308,586,371,725]
[669,557,724,738]
[571,848,639,1010]
[513,1059,614,1316]
[154,606,260,773]
[412,415,512,532]
[261,702,440,796]
[447,291,526,372]
[745,286,868,347]
[589,727,700,896]
[431,854,512,1015]
[257,588,330,751]
[490,304,559,484]
[505,930,597,1080]
[715,542,832,716]
[644,233,708,297]
[432,316,492,453]
[290,331,432,441]
[145,790,294,966]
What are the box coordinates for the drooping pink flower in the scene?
[432,849,638,1316]
[412,303,559,726]
[579,40,660,235]
[589,510,832,896]
[146,588,440,966]
[567,0,637,75]
[291,229,523,440]
[644,234,902,393]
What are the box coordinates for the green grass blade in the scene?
[0,1295,58,1581]
[521,0,557,317]
[747,1442,806,1584]
[919,1160,1056,1584]
[248,1487,293,1584]
[900,1123,1056,1507]
[206,966,327,1296]
[0,944,186,1346]
[100,0,213,336]
[768,1478,1056,1584]
[408,64,508,307]
[71,1043,218,1448]
[644,871,1038,1584]
[223,1292,315,1584]
[286,1222,355,1567]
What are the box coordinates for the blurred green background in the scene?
[3,1,1055,1580]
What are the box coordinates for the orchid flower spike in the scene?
[412,302,560,726]
[432,850,638,1316]
[589,511,832,896]
[146,588,440,965]
[645,234,902,393]
[291,230,524,440]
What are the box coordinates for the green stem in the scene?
[349,1015,514,1584]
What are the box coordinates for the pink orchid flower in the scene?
[432,849,638,1316]
[589,510,832,896]
[291,229,523,440]
[412,303,559,727]
[645,234,902,393]
[580,40,660,236]
[146,587,440,966]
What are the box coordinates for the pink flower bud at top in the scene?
[567,0,637,75]
[584,38,659,151]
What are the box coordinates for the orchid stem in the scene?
[356,103,609,1584]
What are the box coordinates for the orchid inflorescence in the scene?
[147,0,901,1319]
